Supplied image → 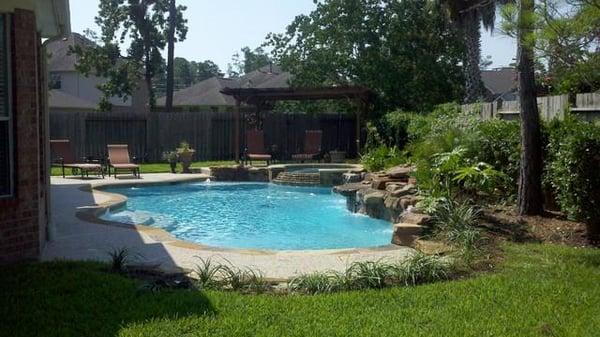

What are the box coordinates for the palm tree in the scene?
[439,0,509,103]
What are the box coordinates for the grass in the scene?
[50,160,236,176]
[1,243,599,336]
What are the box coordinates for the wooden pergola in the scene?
[220,86,375,161]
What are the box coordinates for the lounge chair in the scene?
[107,144,140,178]
[244,130,272,165]
[292,130,322,162]
[50,139,104,178]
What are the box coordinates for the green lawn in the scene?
[1,243,599,337]
[50,160,236,176]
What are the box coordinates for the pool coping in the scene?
[75,176,404,257]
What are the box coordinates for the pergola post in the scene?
[234,98,241,163]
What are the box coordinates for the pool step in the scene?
[272,172,321,186]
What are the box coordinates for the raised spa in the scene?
[100,181,392,250]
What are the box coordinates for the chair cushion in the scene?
[111,163,139,169]
[248,154,272,160]
[292,153,318,160]
[63,163,102,169]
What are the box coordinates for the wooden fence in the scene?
[462,93,600,121]
[50,110,357,162]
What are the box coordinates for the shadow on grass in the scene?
[0,261,215,337]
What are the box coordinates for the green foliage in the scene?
[107,247,139,273]
[430,199,484,251]
[288,272,341,295]
[161,151,178,163]
[545,118,600,237]
[289,256,450,294]
[501,0,600,94]
[465,119,521,188]
[193,257,225,290]
[227,46,271,77]
[360,145,407,172]
[397,252,450,286]
[3,245,600,336]
[379,111,432,149]
[453,162,509,196]
[267,0,466,112]
[71,0,188,110]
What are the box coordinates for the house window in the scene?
[49,72,61,89]
[0,14,13,197]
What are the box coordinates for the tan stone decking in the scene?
[43,173,414,279]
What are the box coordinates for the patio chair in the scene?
[107,144,141,178]
[292,130,323,162]
[50,139,104,178]
[244,130,272,165]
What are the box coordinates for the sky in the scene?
[69,0,517,73]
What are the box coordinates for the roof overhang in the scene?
[220,86,376,105]
[0,0,71,38]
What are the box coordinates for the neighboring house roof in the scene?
[1,1,70,38]
[49,89,96,109]
[47,32,95,72]
[157,64,292,107]
[481,67,518,96]
[156,77,240,106]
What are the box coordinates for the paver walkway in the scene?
[43,173,414,279]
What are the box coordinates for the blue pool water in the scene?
[101,182,392,250]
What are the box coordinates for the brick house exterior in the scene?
[0,2,70,263]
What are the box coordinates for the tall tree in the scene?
[72,0,187,111]
[267,0,465,112]
[516,0,544,215]
[227,46,271,77]
[500,0,546,215]
[439,0,510,103]
[190,60,222,82]
[165,0,188,112]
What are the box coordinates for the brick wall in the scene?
[0,9,46,263]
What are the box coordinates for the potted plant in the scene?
[177,141,195,173]
[162,151,178,173]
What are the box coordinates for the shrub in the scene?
[466,119,521,190]
[220,264,269,293]
[194,257,225,290]
[346,260,395,290]
[545,118,600,239]
[360,145,407,172]
[107,247,140,273]
[430,199,484,251]
[396,252,449,286]
[380,111,431,149]
[453,162,510,197]
[288,272,341,294]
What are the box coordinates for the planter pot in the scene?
[169,162,177,173]
[329,151,346,163]
[177,150,195,173]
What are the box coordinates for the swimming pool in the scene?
[100,182,392,250]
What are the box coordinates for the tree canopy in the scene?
[227,46,271,78]
[501,0,600,94]
[265,0,466,112]
[71,0,187,111]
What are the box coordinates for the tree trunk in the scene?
[165,0,176,112]
[517,0,544,215]
[462,14,483,104]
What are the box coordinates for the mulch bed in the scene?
[481,206,591,248]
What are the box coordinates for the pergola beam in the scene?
[221,86,375,162]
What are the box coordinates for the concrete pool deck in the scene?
[43,173,414,279]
